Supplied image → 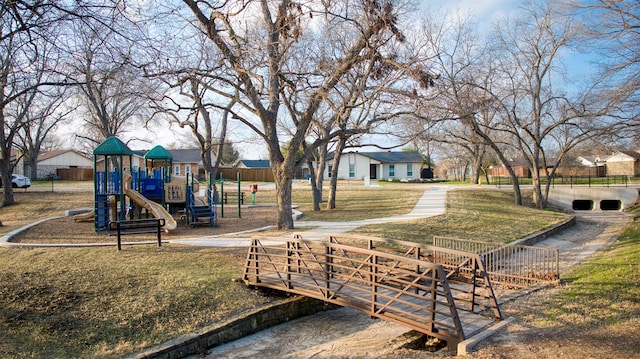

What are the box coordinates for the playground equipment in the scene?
[218,172,242,218]
[92,137,179,232]
[93,137,133,231]
[184,173,218,227]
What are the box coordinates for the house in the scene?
[486,158,532,178]
[167,149,203,177]
[132,148,203,177]
[562,155,610,177]
[35,150,93,180]
[235,159,270,169]
[324,151,425,181]
[605,151,640,176]
[229,159,310,180]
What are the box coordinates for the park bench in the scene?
[109,218,165,250]
[223,192,245,204]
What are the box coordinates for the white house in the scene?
[36,150,92,179]
[605,151,640,176]
[324,151,425,181]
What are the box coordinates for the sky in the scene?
[62,0,530,160]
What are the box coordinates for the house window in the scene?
[407,164,413,177]
[185,165,191,174]
[328,165,332,177]
[389,164,395,177]
[174,165,180,176]
[349,164,355,178]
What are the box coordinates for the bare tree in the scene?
[174,0,419,229]
[70,16,159,149]
[572,0,640,141]
[149,31,241,180]
[404,9,499,186]
[487,0,604,209]
[16,85,73,180]
[0,3,73,206]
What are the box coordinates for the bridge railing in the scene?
[433,236,559,288]
[243,233,503,349]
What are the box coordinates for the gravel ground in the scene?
[193,211,638,359]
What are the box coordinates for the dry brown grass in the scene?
[2,181,615,359]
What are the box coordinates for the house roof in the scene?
[168,149,201,163]
[577,155,610,165]
[615,150,640,160]
[37,150,89,162]
[132,148,202,164]
[330,151,424,163]
[360,151,424,163]
[238,159,270,168]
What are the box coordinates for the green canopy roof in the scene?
[93,137,134,156]
[144,145,173,160]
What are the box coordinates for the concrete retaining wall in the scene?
[548,187,640,212]
[130,296,338,359]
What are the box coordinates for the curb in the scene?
[128,296,338,359]
[457,317,516,355]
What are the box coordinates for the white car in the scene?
[0,174,31,188]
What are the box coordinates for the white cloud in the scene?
[421,0,524,30]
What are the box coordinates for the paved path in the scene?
[298,186,447,233]
[170,186,449,246]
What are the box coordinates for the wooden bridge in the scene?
[242,233,504,352]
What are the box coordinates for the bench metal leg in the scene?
[157,221,162,247]
[117,223,122,251]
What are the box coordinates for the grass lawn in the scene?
[523,212,640,329]
[0,182,637,358]
[0,246,272,358]
[353,188,568,243]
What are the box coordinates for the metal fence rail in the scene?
[433,236,559,288]
[243,233,504,352]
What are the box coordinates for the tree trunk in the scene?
[0,159,15,207]
[28,157,38,180]
[273,162,294,229]
[465,115,522,205]
[307,158,321,211]
[471,145,485,185]
[531,173,545,209]
[530,160,548,209]
[327,137,347,210]
[308,144,328,211]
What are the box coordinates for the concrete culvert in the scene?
[572,200,593,211]
[599,200,621,211]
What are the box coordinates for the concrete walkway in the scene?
[0,186,449,247]
[169,186,449,247]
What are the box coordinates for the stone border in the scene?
[129,296,338,359]
[511,216,576,246]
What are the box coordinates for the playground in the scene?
[1,137,275,245]
[8,205,277,244]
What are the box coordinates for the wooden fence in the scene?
[57,168,93,181]
[217,168,274,182]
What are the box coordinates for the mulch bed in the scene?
[10,206,278,244]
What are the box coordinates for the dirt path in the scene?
[191,212,634,359]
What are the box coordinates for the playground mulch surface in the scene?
[9,206,279,244]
